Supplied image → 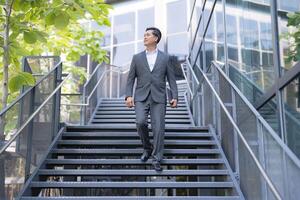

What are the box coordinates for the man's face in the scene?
[144,30,158,46]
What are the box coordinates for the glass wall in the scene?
[188,0,300,198]
[87,0,191,68]
[188,0,300,150]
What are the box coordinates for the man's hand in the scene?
[170,99,177,108]
[125,96,135,108]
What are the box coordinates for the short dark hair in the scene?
[145,27,162,44]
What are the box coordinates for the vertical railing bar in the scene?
[24,87,35,181]
[231,87,239,180]
[257,119,268,199]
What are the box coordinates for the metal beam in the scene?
[254,61,300,110]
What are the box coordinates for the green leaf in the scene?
[9,72,36,92]
[54,12,70,29]
[103,18,111,26]
[34,30,48,43]
[23,31,37,44]
[45,11,56,25]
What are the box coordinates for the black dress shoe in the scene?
[152,161,163,172]
[140,150,152,162]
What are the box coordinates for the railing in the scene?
[0,56,67,199]
[183,58,300,200]
[61,62,130,125]
[228,61,300,158]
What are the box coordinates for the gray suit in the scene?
[125,49,178,162]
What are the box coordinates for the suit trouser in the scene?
[134,92,166,162]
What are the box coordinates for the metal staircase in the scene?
[3,57,299,200]
[18,81,244,199]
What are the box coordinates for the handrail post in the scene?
[24,87,35,181]
[52,63,62,139]
[117,68,120,98]
[81,87,86,125]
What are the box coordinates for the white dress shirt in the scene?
[145,48,158,72]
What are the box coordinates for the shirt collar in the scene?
[145,48,158,55]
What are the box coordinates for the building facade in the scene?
[95,0,300,158]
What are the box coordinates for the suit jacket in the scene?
[125,49,178,104]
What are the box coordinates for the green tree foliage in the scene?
[0,0,112,109]
[285,12,300,64]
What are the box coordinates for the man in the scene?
[125,27,178,172]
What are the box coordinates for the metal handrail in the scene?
[0,74,72,155]
[229,61,300,136]
[185,58,283,199]
[0,60,62,117]
[65,68,130,107]
[179,63,194,97]
[83,63,127,89]
[213,61,300,168]
[181,61,212,104]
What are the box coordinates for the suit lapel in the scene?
[142,49,162,73]
[142,50,150,72]
[152,50,161,72]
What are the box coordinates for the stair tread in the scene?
[51,149,220,155]
[57,140,216,145]
[62,132,212,138]
[92,115,190,119]
[45,158,224,165]
[97,108,188,110]
[20,196,242,200]
[29,181,235,188]
[65,126,209,131]
[38,169,229,176]
[90,119,192,123]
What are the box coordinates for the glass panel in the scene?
[112,44,135,66]
[137,7,155,40]
[226,14,237,45]
[113,12,135,44]
[226,0,276,94]
[204,42,214,70]
[260,22,272,51]
[203,8,214,40]
[217,44,225,62]
[278,0,300,12]
[216,11,224,42]
[167,0,187,34]
[283,75,300,158]
[258,96,280,136]
[228,46,238,62]
[167,33,189,55]
[277,0,300,70]
[240,18,259,49]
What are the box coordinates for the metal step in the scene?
[51,149,220,155]
[90,119,192,124]
[37,169,229,176]
[57,140,216,146]
[65,126,209,132]
[44,158,224,165]
[29,181,234,189]
[20,196,242,200]
[62,132,213,139]
[92,115,190,119]
[97,108,188,111]
[98,103,187,107]
[101,97,186,101]
[94,111,190,115]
